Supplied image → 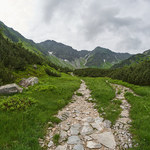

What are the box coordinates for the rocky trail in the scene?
[39,80,136,150]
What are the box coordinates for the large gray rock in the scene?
[60,130,68,142]
[19,77,38,87]
[87,141,102,149]
[67,136,81,145]
[91,132,116,149]
[0,83,23,94]
[70,124,81,135]
[91,122,104,131]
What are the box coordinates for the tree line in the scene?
[74,61,150,86]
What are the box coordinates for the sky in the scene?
[0,0,150,53]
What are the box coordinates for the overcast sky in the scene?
[0,0,150,53]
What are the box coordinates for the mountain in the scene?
[38,40,89,62]
[38,41,131,68]
[0,21,131,69]
[143,49,150,55]
[85,47,131,68]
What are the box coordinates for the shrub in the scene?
[0,95,37,111]
[45,68,61,77]
[34,84,57,92]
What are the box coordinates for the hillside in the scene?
[0,21,75,69]
[112,54,150,69]
[0,31,43,85]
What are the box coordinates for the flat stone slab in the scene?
[55,144,67,150]
[73,144,84,150]
[87,141,102,149]
[70,124,81,135]
[91,122,104,131]
[91,132,116,149]
[80,123,94,135]
[67,136,81,145]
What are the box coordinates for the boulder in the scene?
[19,77,38,87]
[0,83,23,94]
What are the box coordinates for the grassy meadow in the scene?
[0,74,80,150]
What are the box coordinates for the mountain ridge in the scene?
[0,20,131,69]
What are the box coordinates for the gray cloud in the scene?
[0,0,150,53]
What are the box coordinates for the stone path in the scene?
[39,81,135,150]
[111,84,134,150]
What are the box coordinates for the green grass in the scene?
[52,134,60,146]
[76,92,83,96]
[0,74,80,150]
[108,78,150,150]
[84,77,121,125]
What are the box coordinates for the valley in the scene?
[0,21,150,150]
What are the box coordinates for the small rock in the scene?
[87,141,102,149]
[104,120,111,128]
[84,136,92,141]
[82,117,94,123]
[48,141,53,148]
[60,130,68,142]
[33,64,37,69]
[91,122,103,131]
[95,117,104,124]
[61,124,70,131]
[124,144,128,149]
[88,98,93,101]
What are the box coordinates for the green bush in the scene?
[45,68,61,77]
[0,95,37,111]
[34,84,57,92]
